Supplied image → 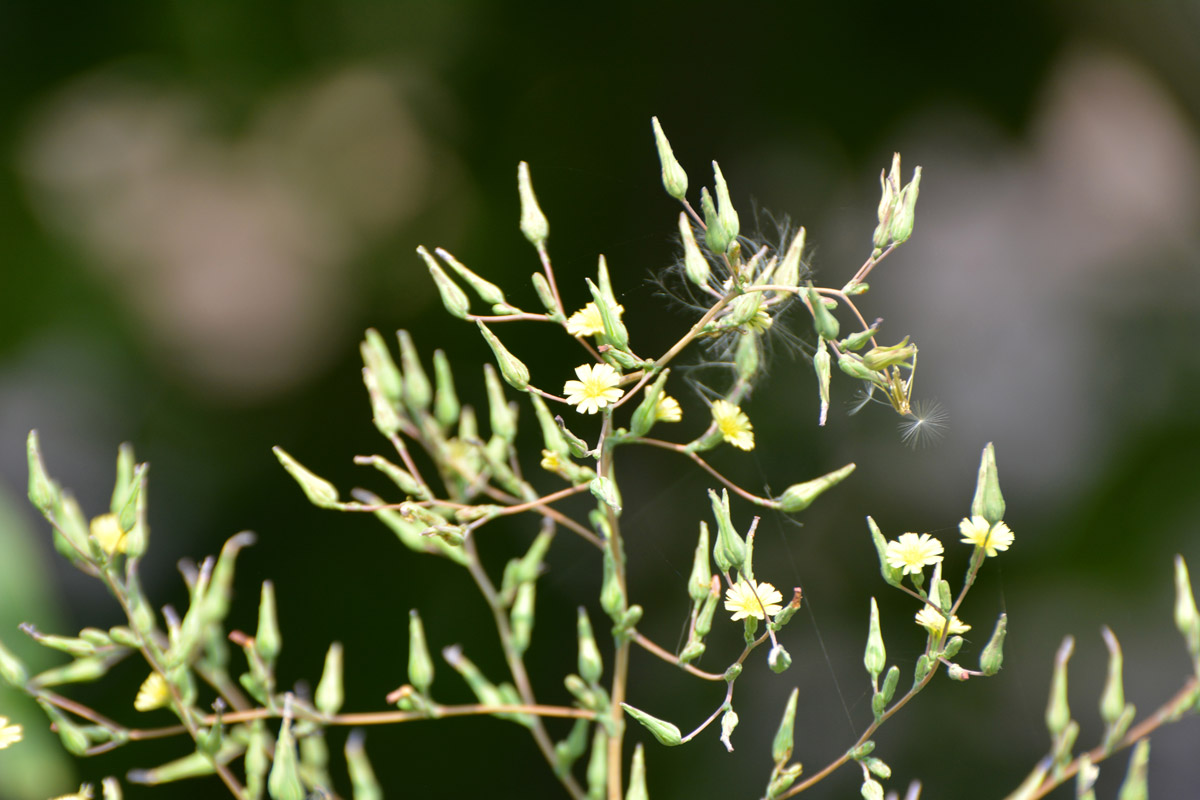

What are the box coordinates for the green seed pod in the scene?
[30,656,110,688]
[431,350,461,429]
[865,757,891,779]
[971,442,1007,527]
[316,642,344,716]
[913,654,932,686]
[807,287,839,340]
[709,490,745,574]
[1045,636,1074,738]
[436,247,506,307]
[776,462,856,513]
[980,613,1007,676]
[476,321,530,391]
[678,640,705,664]
[419,246,471,319]
[343,730,382,800]
[518,161,549,246]
[678,212,710,288]
[864,597,885,682]
[652,117,688,199]
[880,665,899,706]
[272,449,338,509]
[576,608,603,685]
[531,272,558,316]
[621,703,682,746]
[408,610,434,694]
[695,585,719,637]
[254,581,281,665]
[110,441,136,518]
[943,635,964,659]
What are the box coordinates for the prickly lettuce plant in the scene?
[2,119,1198,800]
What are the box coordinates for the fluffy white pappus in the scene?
[898,399,949,448]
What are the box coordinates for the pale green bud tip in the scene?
[268,716,305,800]
[772,688,799,765]
[1045,635,1074,737]
[273,447,339,508]
[711,161,740,244]
[316,642,344,716]
[776,463,856,513]
[652,117,688,200]
[517,161,549,246]
[576,608,603,685]
[476,321,530,390]
[255,581,281,663]
[980,613,1007,676]
[864,597,886,680]
[807,288,840,341]
[1100,626,1125,725]
[971,442,1006,526]
[678,212,710,288]
[620,703,683,746]
[861,778,884,800]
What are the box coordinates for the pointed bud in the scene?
[577,608,603,685]
[1045,636,1074,738]
[776,463,856,513]
[688,522,713,604]
[484,364,516,442]
[361,328,403,405]
[586,276,630,352]
[529,393,568,458]
[1099,626,1126,726]
[510,581,536,656]
[864,597,886,682]
[418,246,470,319]
[980,613,1007,676]
[1116,739,1150,800]
[873,154,901,249]
[712,161,740,250]
[734,328,760,381]
[531,272,558,316]
[432,350,461,429]
[273,447,339,508]
[652,117,688,199]
[589,476,622,513]
[971,442,1006,526]
[255,581,281,664]
[771,688,798,765]
[26,430,58,514]
[700,187,730,255]
[694,583,719,637]
[806,287,840,340]
[880,665,899,706]
[268,715,306,800]
[867,517,904,588]
[587,727,608,799]
[709,489,745,573]
[943,635,964,660]
[621,703,682,746]
[838,352,880,383]
[626,742,649,800]
[601,548,626,620]
[678,212,710,287]
[476,322,530,390]
[889,166,921,244]
[38,699,89,755]
[396,330,432,413]
[814,338,831,426]
[436,247,506,307]
[839,326,879,352]
[861,338,915,371]
[363,367,402,436]
[913,654,932,686]
[631,369,670,438]
[518,161,549,246]
[1173,555,1200,658]
[110,441,136,519]
[315,642,344,716]
[408,610,435,694]
[776,227,805,289]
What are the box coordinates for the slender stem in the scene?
[537,243,566,317]
[466,312,550,323]
[599,408,630,800]
[630,633,724,681]
[635,437,775,507]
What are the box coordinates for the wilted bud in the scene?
[418,246,470,319]
[476,322,530,391]
[807,287,840,340]
[621,703,682,746]
[776,463,856,513]
[432,350,461,429]
[576,608,603,685]
[255,581,281,664]
[971,442,1006,526]
[709,489,745,573]
[518,161,549,246]
[980,613,1007,676]
[652,117,688,200]
[889,166,921,244]
[678,212,710,287]
[1045,636,1074,738]
[873,153,901,249]
[268,715,306,800]
[861,339,916,371]
[864,597,886,682]
[719,708,739,752]
[274,448,339,507]
[408,610,434,694]
[316,642,344,716]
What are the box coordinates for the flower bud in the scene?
[688,522,713,604]
[734,328,760,381]
[652,117,688,199]
[274,449,340,508]
[586,277,630,352]
[700,187,730,255]
[38,700,89,755]
[867,517,904,588]
[510,581,536,656]
[864,597,886,682]
[838,352,879,383]
[807,288,839,340]
[889,166,921,244]
[776,463,856,513]
[443,645,501,707]
[483,364,516,443]
[26,430,58,514]
[600,549,626,619]
[631,369,670,438]
[861,338,916,371]
[517,161,549,246]
[418,246,470,319]
[627,742,649,800]
[531,272,559,316]
[1117,739,1150,800]
[712,161,740,252]
[861,778,884,800]
[839,326,879,352]
[363,367,402,437]
[880,665,899,705]
[268,715,306,800]
[943,635,964,660]
[768,643,791,674]
[589,476,622,513]
[436,247,506,307]
[316,642,344,716]
[1045,636,1074,738]
[621,703,682,746]
[576,608,603,685]
[395,330,432,413]
[0,637,29,686]
[432,350,461,429]
[971,442,1006,527]
[678,212,710,287]
[775,227,805,289]
[980,613,1007,676]
[476,321,530,390]
[407,610,435,695]
[587,728,608,798]
[1099,626,1126,726]
[1174,555,1200,658]
[709,489,745,573]
[772,688,798,765]
[254,581,281,664]
[361,328,403,405]
[695,584,719,637]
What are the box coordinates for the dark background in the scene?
[2,2,1199,798]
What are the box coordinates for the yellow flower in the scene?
[724,579,784,621]
[0,716,22,749]
[712,399,754,450]
[90,513,127,556]
[565,302,624,338]
[915,605,971,636]
[540,449,563,472]
[134,672,171,712]
[563,363,624,414]
[959,516,1014,557]
[885,532,944,575]
[654,394,682,423]
[50,786,93,800]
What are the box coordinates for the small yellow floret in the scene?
[134,672,171,712]
[959,516,1014,557]
[654,394,682,423]
[0,716,22,749]
[915,605,971,636]
[724,579,784,621]
[563,363,624,415]
[712,400,754,451]
[885,532,944,575]
[90,513,127,556]
[565,303,624,338]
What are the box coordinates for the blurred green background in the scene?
[2,2,1199,798]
